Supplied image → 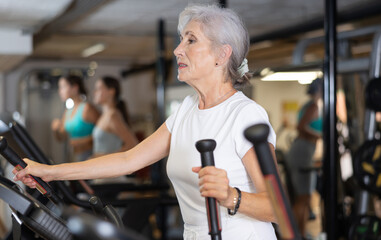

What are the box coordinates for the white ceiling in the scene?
[1,0,380,72]
[0,0,72,72]
[0,0,72,32]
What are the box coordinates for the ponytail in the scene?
[100,76,131,125]
[116,100,131,126]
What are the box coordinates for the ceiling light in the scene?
[81,43,105,58]
[260,67,273,76]
[261,71,323,84]
[250,40,272,50]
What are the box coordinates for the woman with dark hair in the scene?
[51,75,100,161]
[92,76,138,157]
[286,78,323,238]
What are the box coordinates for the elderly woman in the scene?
[14,4,277,239]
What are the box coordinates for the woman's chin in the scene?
[177,75,186,82]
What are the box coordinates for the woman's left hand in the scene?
[192,166,236,209]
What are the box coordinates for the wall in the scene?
[121,71,157,136]
[83,65,156,119]
[252,79,309,151]
[166,84,195,116]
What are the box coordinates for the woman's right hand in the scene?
[51,119,62,131]
[12,158,54,188]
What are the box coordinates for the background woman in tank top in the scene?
[286,77,323,237]
[51,75,100,162]
[92,76,138,157]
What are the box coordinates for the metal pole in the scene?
[323,0,338,239]
[152,19,166,184]
[156,19,166,128]
[155,19,168,240]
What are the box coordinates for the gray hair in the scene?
[178,4,251,88]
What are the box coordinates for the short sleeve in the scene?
[165,95,195,133]
[234,103,276,159]
[165,112,176,133]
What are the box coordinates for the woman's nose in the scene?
[174,42,183,57]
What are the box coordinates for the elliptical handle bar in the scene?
[244,124,301,240]
[195,139,222,240]
[0,136,61,205]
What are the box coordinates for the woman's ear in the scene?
[216,44,232,66]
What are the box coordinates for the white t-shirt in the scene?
[166,91,277,239]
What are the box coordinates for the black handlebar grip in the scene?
[195,139,222,240]
[196,139,216,167]
[243,124,274,176]
[0,136,60,205]
[244,124,301,240]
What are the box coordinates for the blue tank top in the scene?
[298,100,323,134]
[64,102,95,139]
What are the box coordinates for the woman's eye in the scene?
[188,39,195,44]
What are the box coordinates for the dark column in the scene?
[322,0,338,239]
[156,19,166,128]
[218,0,227,8]
[155,19,168,240]
[151,19,166,184]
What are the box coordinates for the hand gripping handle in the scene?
[0,136,60,205]
[196,139,222,240]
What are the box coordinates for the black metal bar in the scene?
[0,136,61,205]
[151,19,166,185]
[195,139,222,240]
[323,0,338,239]
[156,19,166,128]
[155,19,168,240]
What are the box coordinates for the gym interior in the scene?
[1,0,381,239]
